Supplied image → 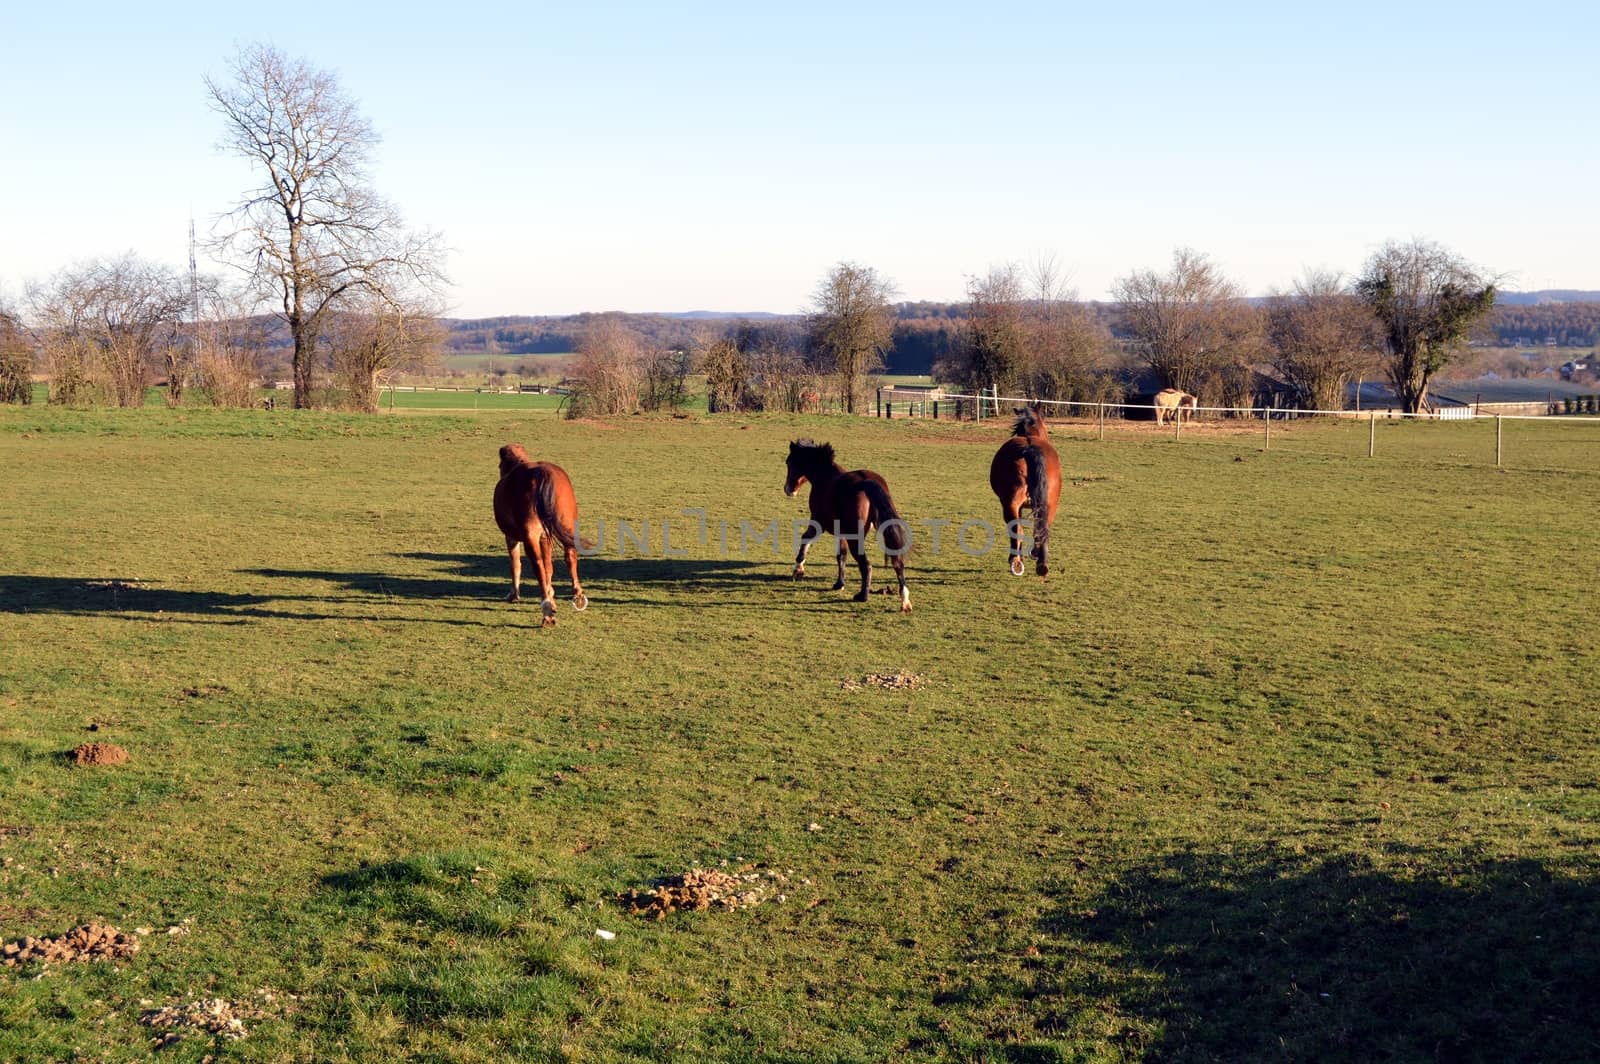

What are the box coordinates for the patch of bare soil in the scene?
[620,867,791,920]
[2,922,140,967]
[70,742,128,766]
[138,989,295,1047]
[841,671,925,692]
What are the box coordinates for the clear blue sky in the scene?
[3,1,1596,317]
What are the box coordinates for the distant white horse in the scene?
[1153,388,1198,426]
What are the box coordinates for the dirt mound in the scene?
[841,671,925,692]
[70,742,128,766]
[2,922,140,967]
[620,867,789,920]
[139,989,294,1047]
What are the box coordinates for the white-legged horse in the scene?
[1153,388,1198,426]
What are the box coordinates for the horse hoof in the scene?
[791,567,805,580]
[572,592,588,612]
[1009,557,1025,577]
[851,591,869,603]
[1036,563,1049,577]
[830,581,845,592]
[506,591,521,603]
[542,614,556,627]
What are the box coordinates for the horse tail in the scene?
[534,472,577,551]
[1023,444,1050,554]
[860,480,908,558]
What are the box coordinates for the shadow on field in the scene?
[1037,848,1600,1060]
[401,550,772,598]
[243,565,496,601]
[0,574,542,628]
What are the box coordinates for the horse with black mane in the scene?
[989,408,1062,577]
[784,439,911,612]
[493,443,588,625]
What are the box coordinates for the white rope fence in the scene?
[873,387,1600,467]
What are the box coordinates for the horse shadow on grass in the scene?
[0,574,541,628]
[1016,847,1600,1061]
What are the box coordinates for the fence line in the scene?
[869,385,1600,471]
[876,386,1600,424]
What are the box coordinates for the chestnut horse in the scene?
[784,440,911,612]
[990,408,1062,577]
[493,443,587,625]
[1153,388,1198,426]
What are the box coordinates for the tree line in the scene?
[581,241,1492,418]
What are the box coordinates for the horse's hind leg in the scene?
[505,537,523,602]
[1002,499,1025,577]
[564,545,587,611]
[847,532,873,602]
[529,533,557,626]
[891,553,911,613]
[832,538,848,592]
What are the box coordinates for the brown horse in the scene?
[784,439,911,612]
[990,408,1063,577]
[493,443,587,625]
[1153,388,1198,426]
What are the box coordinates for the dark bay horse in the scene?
[989,408,1062,576]
[493,443,587,625]
[784,440,911,612]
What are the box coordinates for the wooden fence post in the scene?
[1368,411,1375,457]
[1496,414,1502,468]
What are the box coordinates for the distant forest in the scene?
[436,297,1600,377]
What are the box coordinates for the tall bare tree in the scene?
[0,299,34,405]
[1354,239,1496,414]
[207,44,446,409]
[28,255,188,408]
[1265,270,1382,412]
[1022,255,1110,401]
[1112,248,1253,396]
[807,262,896,413]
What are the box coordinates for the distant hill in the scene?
[1494,290,1600,306]
[664,310,787,321]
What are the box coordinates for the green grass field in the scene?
[1,407,1598,1061]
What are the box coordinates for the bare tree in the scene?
[640,344,692,412]
[193,283,271,408]
[735,320,814,413]
[568,314,644,417]
[701,337,750,412]
[806,262,896,413]
[1354,239,1496,414]
[957,264,1028,396]
[1021,255,1110,402]
[1265,270,1382,412]
[28,255,188,408]
[325,289,445,412]
[0,299,34,405]
[206,44,446,409]
[1112,248,1253,396]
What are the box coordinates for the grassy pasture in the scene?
[1,407,1597,1062]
